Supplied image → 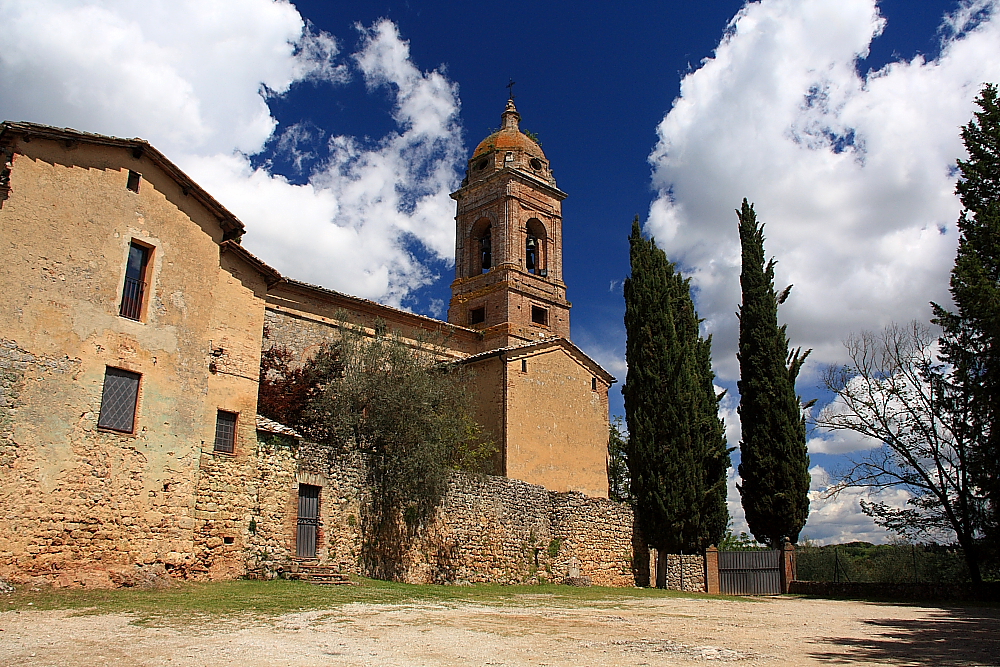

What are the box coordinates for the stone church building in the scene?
[0,101,640,588]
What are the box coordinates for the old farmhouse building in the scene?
[0,102,639,588]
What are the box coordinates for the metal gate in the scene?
[719,549,781,595]
[296,484,320,559]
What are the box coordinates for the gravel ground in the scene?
[1,594,998,666]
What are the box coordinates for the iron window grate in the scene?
[214,410,237,453]
[97,367,140,433]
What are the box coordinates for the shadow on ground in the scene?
[809,605,1000,666]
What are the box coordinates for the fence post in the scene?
[705,545,720,594]
[780,542,796,593]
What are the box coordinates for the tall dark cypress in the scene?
[624,217,729,554]
[696,331,732,548]
[932,84,1000,549]
[736,200,811,548]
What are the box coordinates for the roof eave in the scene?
[0,121,245,236]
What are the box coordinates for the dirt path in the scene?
[1,595,998,666]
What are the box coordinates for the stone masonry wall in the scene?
[0,339,192,588]
[549,491,642,587]
[665,554,706,592]
[645,549,707,592]
[399,474,639,586]
[243,438,642,587]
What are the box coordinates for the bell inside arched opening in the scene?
[525,218,547,275]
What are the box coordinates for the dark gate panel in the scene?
[296,484,320,559]
[719,549,781,595]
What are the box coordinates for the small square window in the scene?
[97,367,141,433]
[531,306,548,326]
[127,170,141,193]
[214,410,237,453]
[470,307,486,325]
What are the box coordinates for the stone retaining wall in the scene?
[244,438,642,587]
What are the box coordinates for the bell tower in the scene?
[448,99,570,349]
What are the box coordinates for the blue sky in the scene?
[2,0,999,543]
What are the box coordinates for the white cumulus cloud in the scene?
[726,465,913,544]
[0,1,462,304]
[647,0,1000,382]
[197,20,464,302]
[803,466,913,544]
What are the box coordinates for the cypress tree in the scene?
[932,84,1000,550]
[736,200,811,548]
[624,217,729,554]
[696,331,732,547]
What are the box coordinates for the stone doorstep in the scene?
[283,560,353,586]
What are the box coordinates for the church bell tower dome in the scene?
[448,98,570,350]
[465,99,557,189]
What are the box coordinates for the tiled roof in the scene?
[458,337,617,384]
[255,414,302,438]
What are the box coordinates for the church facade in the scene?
[0,102,618,586]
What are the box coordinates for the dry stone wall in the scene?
[402,475,639,586]
[243,438,643,587]
[664,554,706,592]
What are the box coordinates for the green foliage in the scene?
[735,200,811,548]
[796,542,970,584]
[817,323,992,582]
[607,416,631,503]
[522,129,542,147]
[931,83,1000,561]
[623,216,730,554]
[718,530,766,551]
[255,432,297,451]
[547,537,563,558]
[298,319,493,530]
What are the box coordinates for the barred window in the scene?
[214,410,237,453]
[119,241,150,321]
[97,367,140,433]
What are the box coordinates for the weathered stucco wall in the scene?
[504,346,610,498]
[464,355,506,475]
[0,135,266,586]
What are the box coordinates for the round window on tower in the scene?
[529,158,542,171]
[475,158,488,171]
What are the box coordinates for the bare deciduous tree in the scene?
[816,322,985,581]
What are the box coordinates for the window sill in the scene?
[96,427,138,437]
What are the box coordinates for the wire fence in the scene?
[796,543,969,584]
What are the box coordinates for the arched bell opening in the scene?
[469,217,493,275]
[525,218,547,276]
